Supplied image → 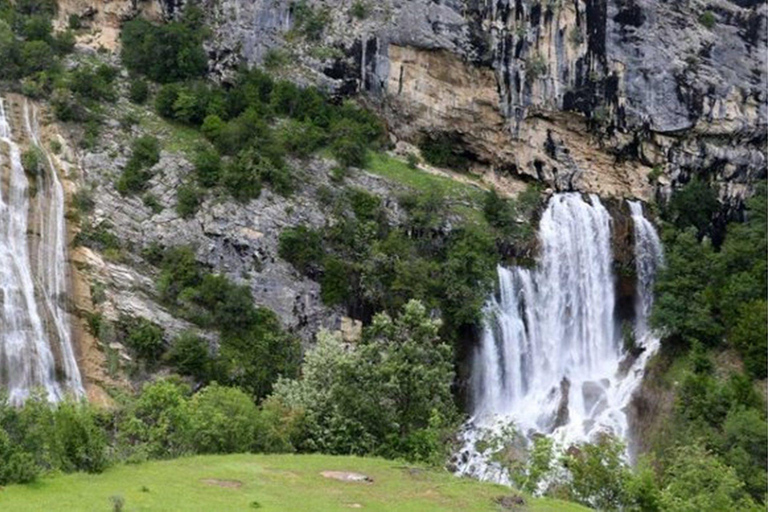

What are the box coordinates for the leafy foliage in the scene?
[117,136,161,195]
[153,246,300,400]
[270,300,457,463]
[120,9,207,83]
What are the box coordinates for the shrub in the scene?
[117,136,161,195]
[330,119,369,168]
[418,133,457,169]
[729,300,767,378]
[221,156,262,202]
[155,83,181,119]
[123,317,165,362]
[561,435,633,510]
[0,430,39,484]
[665,177,720,238]
[166,331,212,382]
[118,379,192,460]
[291,0,330,41]
[699,11,716,29]
[278,226,324,275]
[527,53,548,80]
[660,443,758,512]
[176,183,202,218]
[51,401,109,473]
[270,301,457,461]
[68,64,117,102]
[350,0,370,19]
[188,384,259,454]
[278,120,325,159]
[67,13,81,30]
[157,246,202,303]
[21,146,44,174]
[120,15,207,83]
[128,78,149,104]
[20,40,55,75]
[193,147,221,188]
[201,114,225,143]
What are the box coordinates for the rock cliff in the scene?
[192,0,766,208]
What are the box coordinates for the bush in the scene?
[21,146,44,174]
[157,246,202,303]
[121,15,207,83]
[278,120,325,159]
[330,119,369,168]
[123,317,165,362]
[20,40,55,75]
[221,156,262,202]
[278,226,324,275]
[699,11,716,29]
[155,83,181,118]
[291,0,330,41]
[68,64,117,102]
[128,78,149,104]
[176,183,202,218]
[350,0,370,19]
[561,435,633,510]
[270,301,457,461]
[193,147,221,188]
[118,379,192,460]
[0,430,39,485]
[67,13,81,30]
[660,443,758,512]
[52,401,109,474]
[117,136,161,195]
[166,331,212,382]
[665,177,719,239]
[418,133,464,169]
[188,384,259,454]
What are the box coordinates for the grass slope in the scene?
[0,454,590,512]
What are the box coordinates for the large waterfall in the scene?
[456,193,663,484]
[0,97,83,403]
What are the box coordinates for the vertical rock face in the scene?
[200,0,765,203]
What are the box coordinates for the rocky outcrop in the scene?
[197,0,765,207]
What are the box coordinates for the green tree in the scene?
[188,384,259,454]
[562,435,633,511]
[166,331,212,382]
[118,379,192,460]
[659,443,759,512]
[20,40,54,75]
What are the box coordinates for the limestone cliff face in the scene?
[196,0,766,207]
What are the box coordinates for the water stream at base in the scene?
[454,193,663,484]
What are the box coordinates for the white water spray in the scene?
[455,193,663,484]
[0,97,83,403]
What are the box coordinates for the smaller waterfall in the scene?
[0,97,83,403]
[24,102,84,397]
[454,193,664,484]
[628,201,663,339]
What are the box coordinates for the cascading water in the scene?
[455,193,663,484]
[0,97,83,403]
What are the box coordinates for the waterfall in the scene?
[455,192,663,484]
[0,97,83,403]
[628,201,663,339]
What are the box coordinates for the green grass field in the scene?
[0,454,590,511]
